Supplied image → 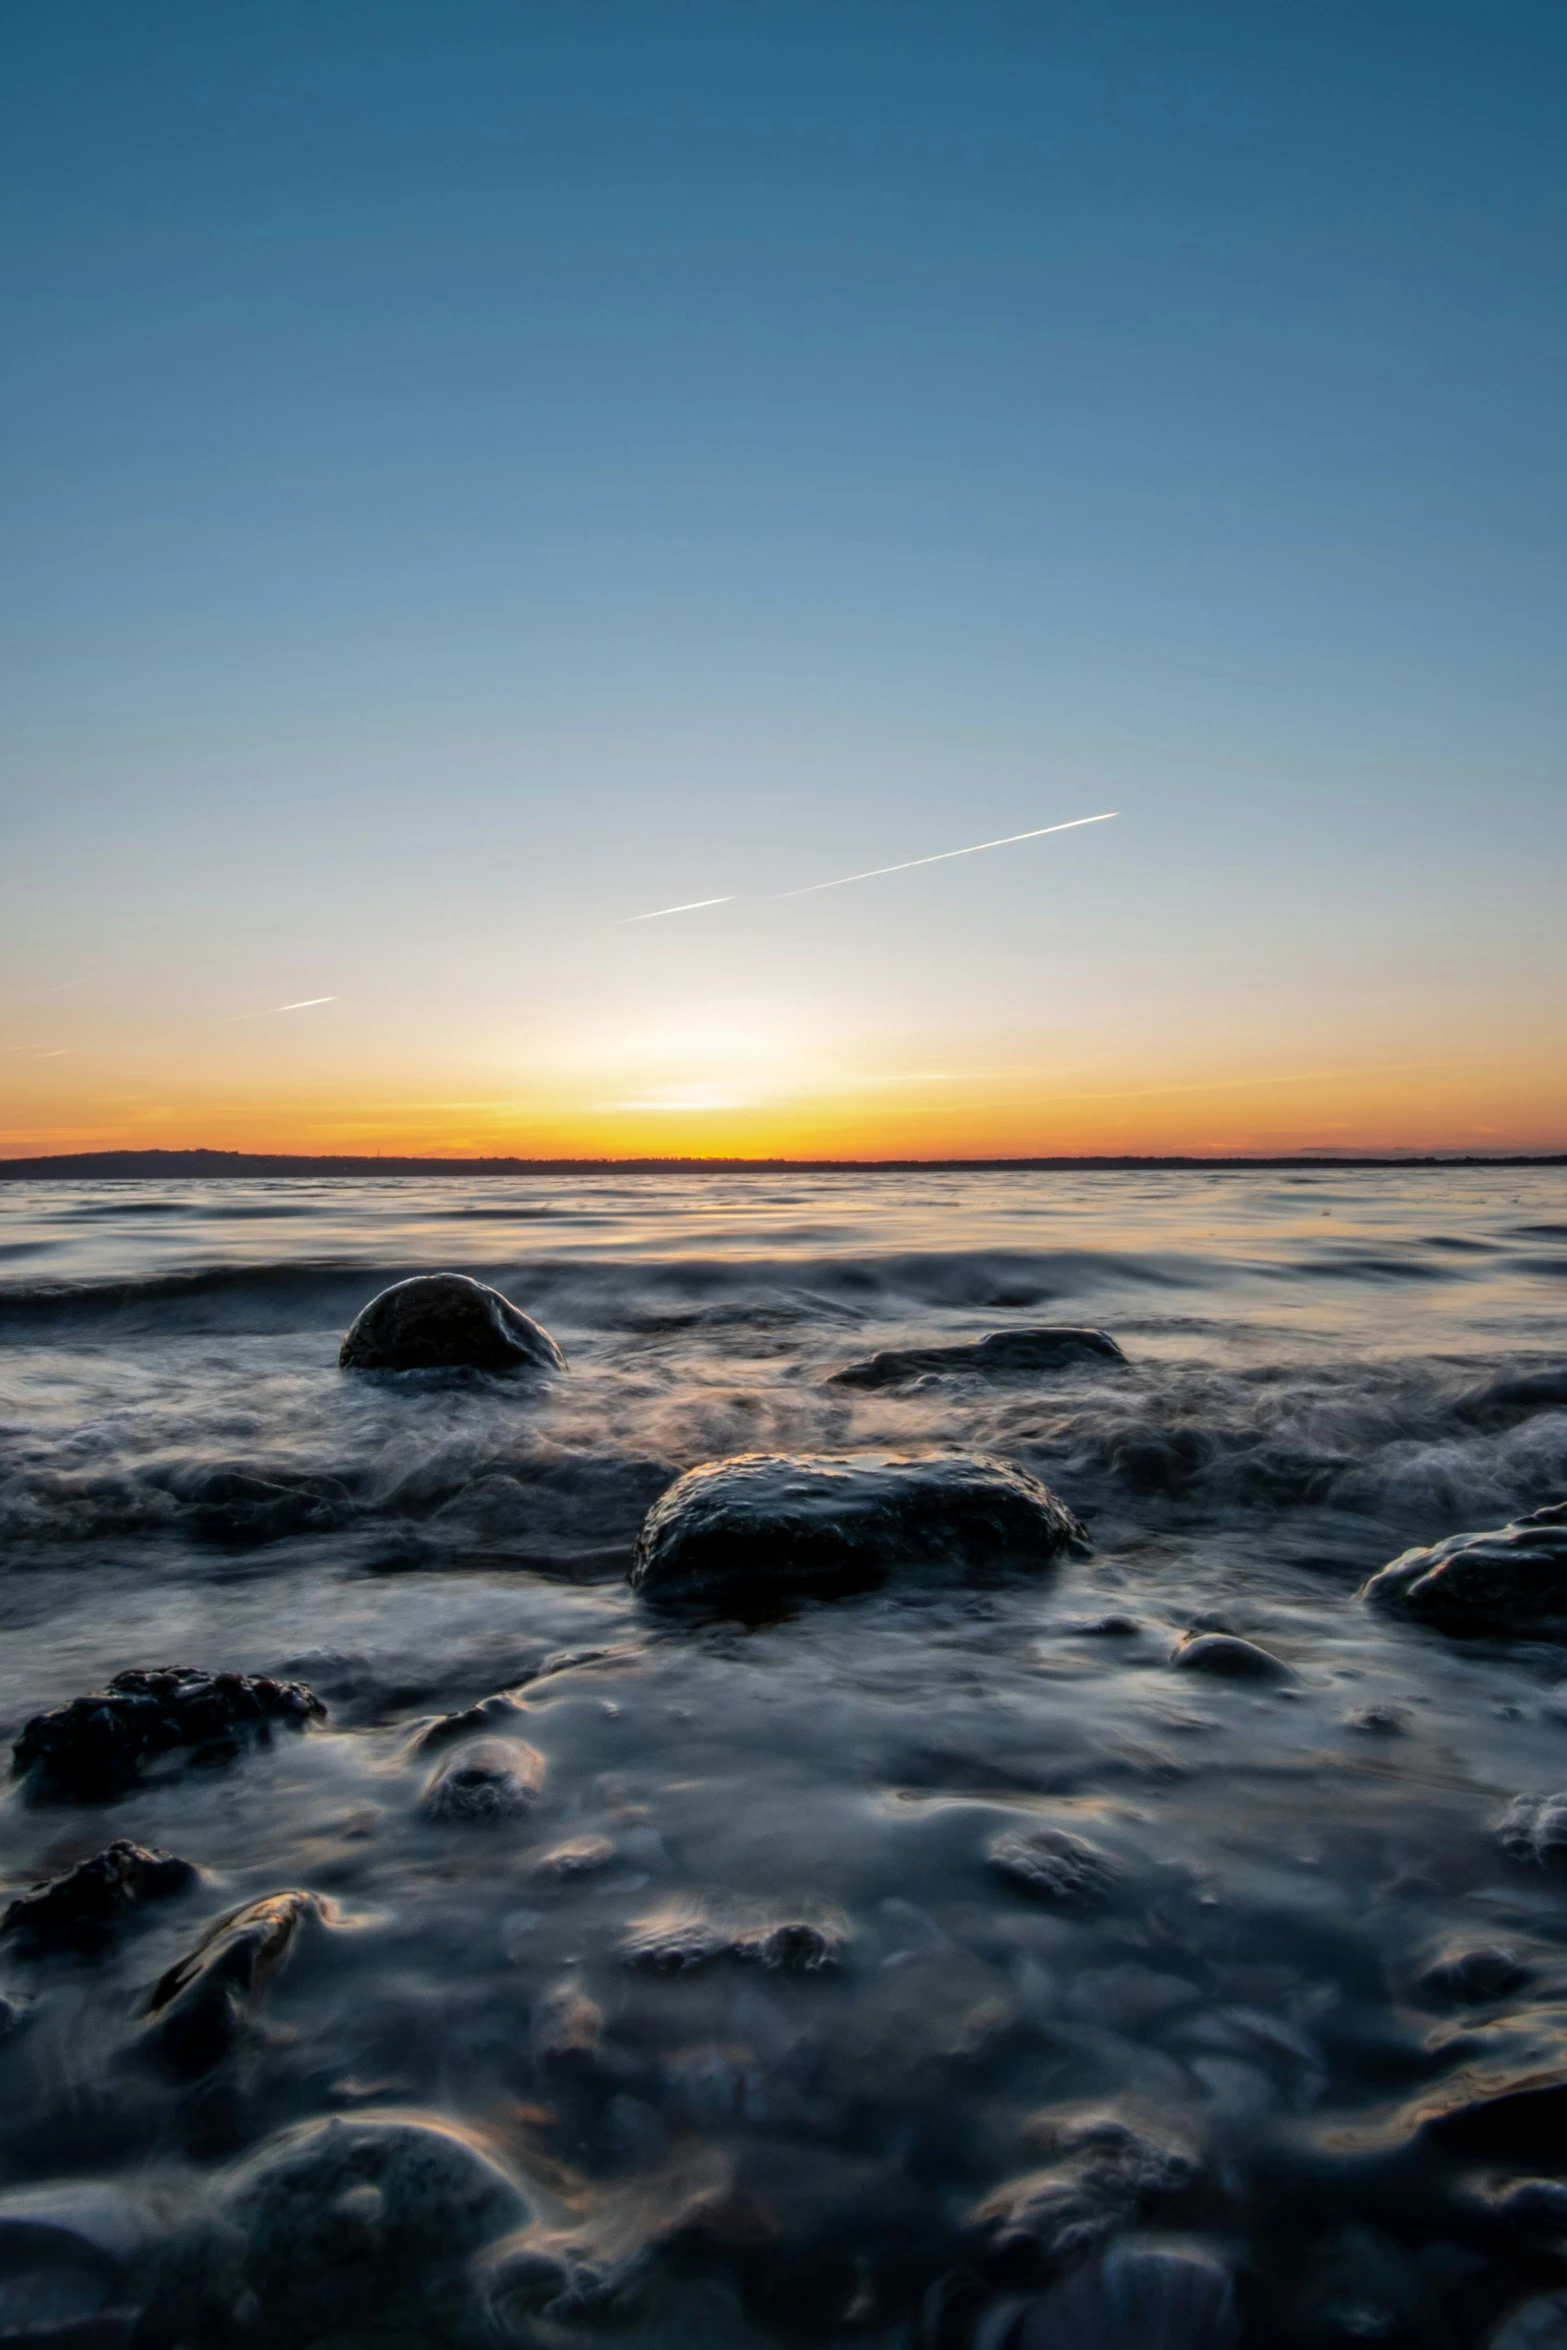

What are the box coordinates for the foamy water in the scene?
[1,1168,1565,2346]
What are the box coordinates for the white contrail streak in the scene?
[780,813,1118,898]
[627,897,737,922]
[273,997,337,1012]
[218,996,339,1024]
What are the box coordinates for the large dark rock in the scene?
[829,1326,1125,1391]
[630,1450,1085,1603]
[963,2112,1201,2284]
[141,1890,316,2077]
[2,1841,197,1956]
[1171,1631,1292,1682]
[339,1273,565,1373]
[12,1669,324,1802]
[1360,1503,1567,1635]
[218,2112,529,2344]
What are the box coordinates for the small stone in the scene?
[630,1451,1085,1605]
[533,1836,617,1883]
[2,1840,197,1955]
[618,1900,846,1976]
[340,1273,564,1373]
[828,1327,1126,1391]
[412,1693,531,1755]
[1418,1945,1531,2006]
[986,1824,1121,1907]
[1171,1632,1292,1681]
[1360,1503,1567,1636]
[142,1889,316,2077]
[12,1668,323,1802]
[421,1738,544,1824]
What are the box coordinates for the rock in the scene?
[141,1889,315,2077]
[986,1824,1121,1907]
[533,1836,617,1883]
[828,1327,1126,1391]
[618,1899,848,1976]
[1418,1945,1531,2006]
[1458,1371,1567,1424]
[1360,1503,1567,1636]
[420,1737,544,1823]
[1,1841,198,1955]
[1012,2239,1239,2350]
[1490,2293,1567,2348]
[12,1669,323,1802]
[219,2111,529,2343]
[0,2178,164,2342]
[412,1692,531,1755]
[964,2113,1200,2284]
[339,1273,565,1373]
[1499,1792,1567,1869]
[630,1451,1085,1604]
[1170,1632,1292,1682]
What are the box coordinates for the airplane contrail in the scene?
[627,896,737,922]
[218,996,339,1024]
[779,812,1118,898]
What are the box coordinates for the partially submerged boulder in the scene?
[985,1823,1120,1908]
[141,1890,316,2077]
[420,1737,545,1824]
[1171,1632,1292,1682]
[829,1326,1125,1391]
[630,1451,1085,1604]
[617,1898,847,1976]
[1360,1503,1567,1636]
[218,2111,529,2344]
[340,1273,565,1373]
[2,1840,197,1956]
[963,2112,1201,2283]
[12,1669,324,1802]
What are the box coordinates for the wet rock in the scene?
[420,1737,544,1823]
[1490,2292,1567,2348]
[533,1835,617,1883]
[618,1899,847,1976]
[2,1841,197,1955]
[142,1890,316,2078]
[1419,1945,1531,2006]
[412,1692,531,1755]
[964,2113,1200,2283]
[1011,2238,1239,2349]
[1171,1632,1291,1681]
[12,1669,323,1802]
[339,1273,565,1373]
[1499,1792,1567,1870]
[829,1327,1126,1391]
[986,1824,1121,1907]
[630,1451,1085,1604]
[0,2178,163,2342]
[1360,1503,1567,1636]
[164,1461,352,1547]
[218,2111,528,2343]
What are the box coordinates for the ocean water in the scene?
[1,1167,1566,2348]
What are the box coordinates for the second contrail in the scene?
[778,812,1118,898]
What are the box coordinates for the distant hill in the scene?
[1,1147,1563,1178]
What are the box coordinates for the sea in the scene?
[1,1166,1566,2348]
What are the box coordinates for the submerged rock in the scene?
[618,1899,847,1976]
[964,2114,1201,2283]
[1360,1503,1567,1635]
[1499,1792,1567,1870]
[1024,2240,1237,2349]
[420,1737,544,1823]
[141,1890,316,2077]
[12,1669,324,1802]
[339,1273,565,1373]
[219,2111,529,2343]
[829,1326,1126,1391]
[0,2178,165,2342]
[630,1451,1085,1604]
[986,1823,1121,1907]
[1171,1632,1292,1682]
[412,1691,532,1755]
[2,1840,197,1956]
[1419,1945,1531,2006]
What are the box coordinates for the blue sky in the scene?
[3,0,1563,1154]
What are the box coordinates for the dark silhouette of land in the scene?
[1,1148,1563,1179]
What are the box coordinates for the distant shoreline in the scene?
[2,1147,1564,1179]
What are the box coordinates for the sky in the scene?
[2,0,1564,1160]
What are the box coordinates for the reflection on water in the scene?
[0,1169,1564,2346]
